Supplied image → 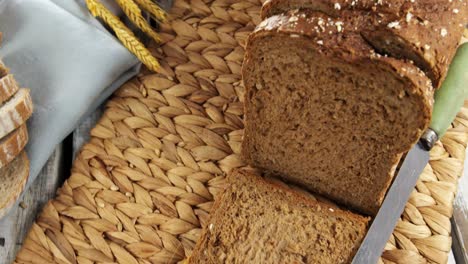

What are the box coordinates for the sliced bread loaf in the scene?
[0,151,29,218]
[0,74,19,105]
[0,124,28,168]
[189,169,370,264]
[261,0,468,88]
[242,10,433,215]
[0,88,33,140]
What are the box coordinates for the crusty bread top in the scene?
[0,88,33,139]
[262,0,468,19]
[0,151,29,219]
[0,124,28,168]
[261,0,467,88]
[0,74,19,105]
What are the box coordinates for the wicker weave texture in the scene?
[15,0,468,263]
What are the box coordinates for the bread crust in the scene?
[0,124,29,168]
[0,59,8,78]
[242,11,433,215]
[0,74,19,105]
[0,152,30,219]
[261,0,468,88]
[0,88,33,139]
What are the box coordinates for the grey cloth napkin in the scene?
[0,0,142,215]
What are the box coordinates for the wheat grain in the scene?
[116,0,162,42]
[134,0,167,21]
[85,0,160,72]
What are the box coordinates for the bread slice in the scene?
[0,151,30,218]
[0,74,19,105]
[242,10,433,215]
[0,88,33,140]
[189,169,370,264]
[0,59,8,77]
[0,124,28,168]
[261,0,467,88]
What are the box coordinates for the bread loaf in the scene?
[0,152,29,218]
[242,10,433,215]
[0,88,33,140]
[0,124,28,168]
[189,169,370,264]
[0,74,19,105]
[262,0,468,88]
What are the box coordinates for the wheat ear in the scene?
[115,0,161,43]
[85,0,160,72]
[133,0,167,22]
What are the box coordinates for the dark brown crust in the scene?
[261,0,468,88]
[241,11,433,215]
[189,169,370,263]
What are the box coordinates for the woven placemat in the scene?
[14,0,468,263]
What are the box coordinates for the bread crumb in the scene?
[406,12,413,23]
[387,21,401,29]
[441,28,448,37]
[335,21,344,32]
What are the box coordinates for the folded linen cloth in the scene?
[0,0,161,216]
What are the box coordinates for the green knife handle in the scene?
[421,43,468,150]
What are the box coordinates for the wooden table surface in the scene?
[0,110,466,264]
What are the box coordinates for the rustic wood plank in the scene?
[73,108,103,159]
[0,109,102,264]
[0,144,68,264]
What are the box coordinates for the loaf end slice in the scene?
[242,11,433,215]
[0,88,33,139]
[0,124,28,168]
[0,151,30,219]
[0,74,19,105]
[189,169,370,264]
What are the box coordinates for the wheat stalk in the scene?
[85,0,160,72]
[134,0,167,22]
[115,0,161,43]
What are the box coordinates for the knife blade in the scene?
[351,144,429,264]
[352,42,468,264]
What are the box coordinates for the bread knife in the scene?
[351,42,468,264]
